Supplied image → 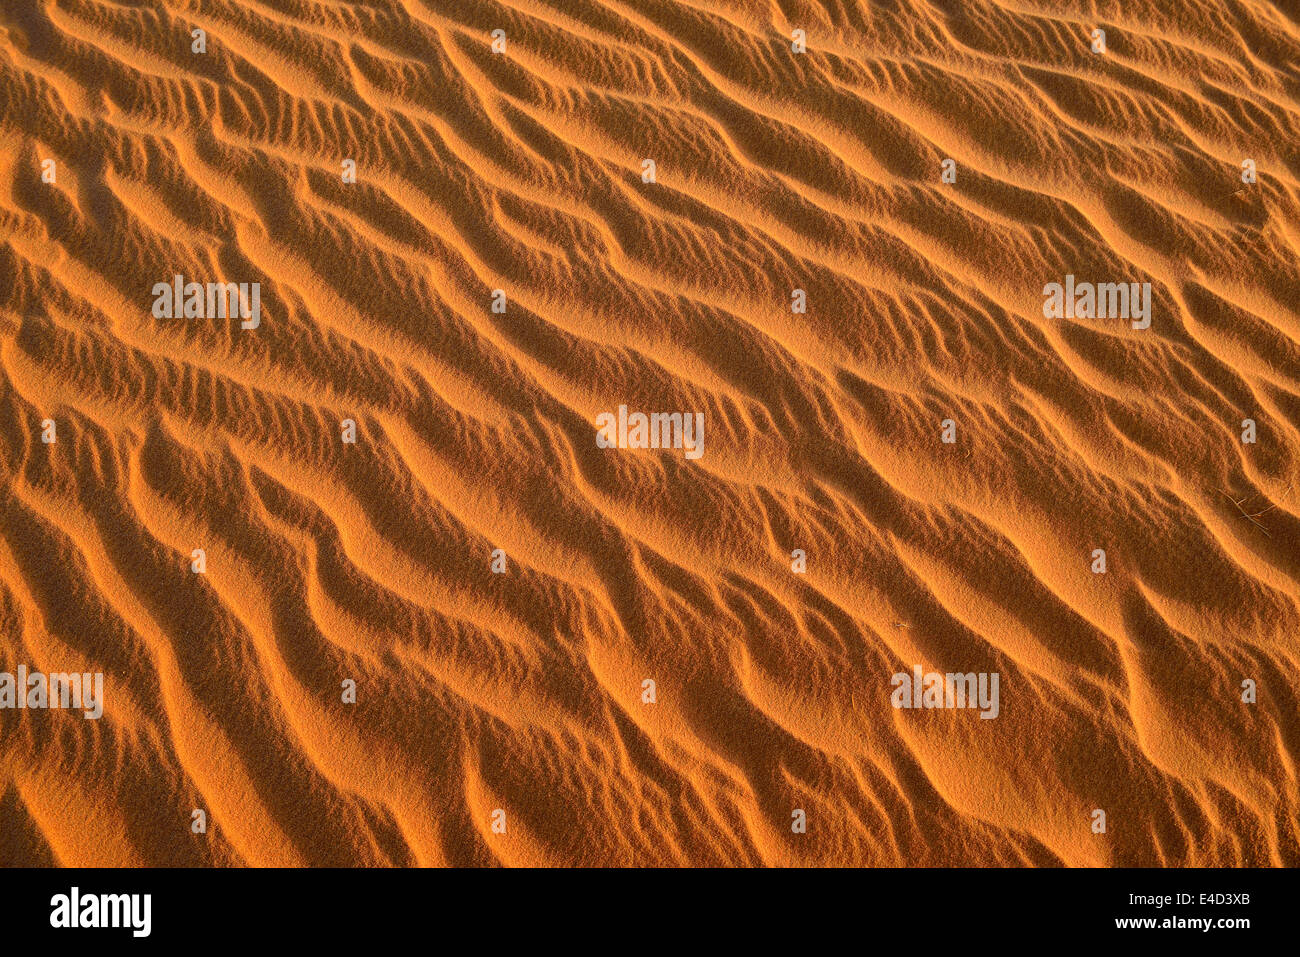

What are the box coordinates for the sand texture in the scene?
[1,0,1298,866]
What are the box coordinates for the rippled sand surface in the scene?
[1,0,1298,866]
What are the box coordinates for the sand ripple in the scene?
[1,0,1298,866]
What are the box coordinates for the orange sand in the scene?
[0,0,1297,867]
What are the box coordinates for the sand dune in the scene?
[0,0,1297,867]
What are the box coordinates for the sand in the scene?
[0,0,1297,867]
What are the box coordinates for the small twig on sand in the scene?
[1223,491,1274,537]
